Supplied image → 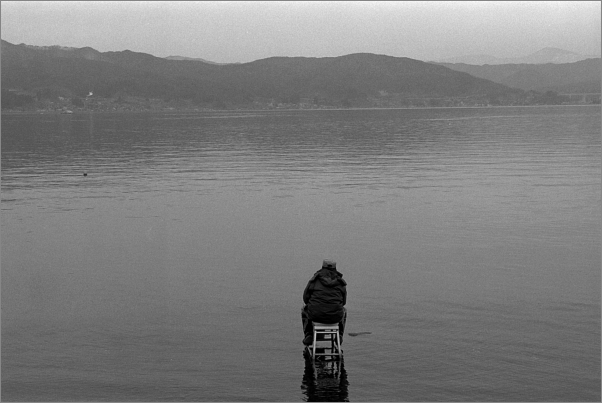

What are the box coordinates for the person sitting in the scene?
[301,259,347,346]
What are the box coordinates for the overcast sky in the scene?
[1,1,600,63]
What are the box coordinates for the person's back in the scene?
[301,260,347,346]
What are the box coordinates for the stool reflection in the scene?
[301,352,349,402]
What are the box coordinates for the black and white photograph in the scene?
[1,1,600,401]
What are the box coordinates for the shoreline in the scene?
[2,103,600,115]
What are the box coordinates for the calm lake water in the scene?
[2,106,600,401]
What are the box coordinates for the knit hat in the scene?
[322,259,336,269]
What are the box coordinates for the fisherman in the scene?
[301,259,347,346]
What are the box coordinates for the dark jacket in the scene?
[303,267,347,323]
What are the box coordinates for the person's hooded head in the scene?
[317,259,346,286]
[322,259,336,270]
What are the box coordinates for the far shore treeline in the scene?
[1,40,600,112]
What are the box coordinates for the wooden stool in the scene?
[310,322,342,360]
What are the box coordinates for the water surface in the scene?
[2,106,600,401]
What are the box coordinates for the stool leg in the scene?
[330,333,335,357]
[331,333,337,356]
[312,328,317,360]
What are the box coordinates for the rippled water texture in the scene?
[2,106,600,401]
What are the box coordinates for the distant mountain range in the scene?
[164,55,236,65]
[2,39,525,108]
[435,58,601,93]
[2,40,599,110]
[436,47,600,65]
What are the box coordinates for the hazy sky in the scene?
[1,1,600,63]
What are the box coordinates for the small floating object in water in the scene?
[348,332,372,337]
[83,172,87,176]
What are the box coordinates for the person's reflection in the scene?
[301,354,349,402]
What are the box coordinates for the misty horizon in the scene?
[1,1,600,64]
[3,39,600,67]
